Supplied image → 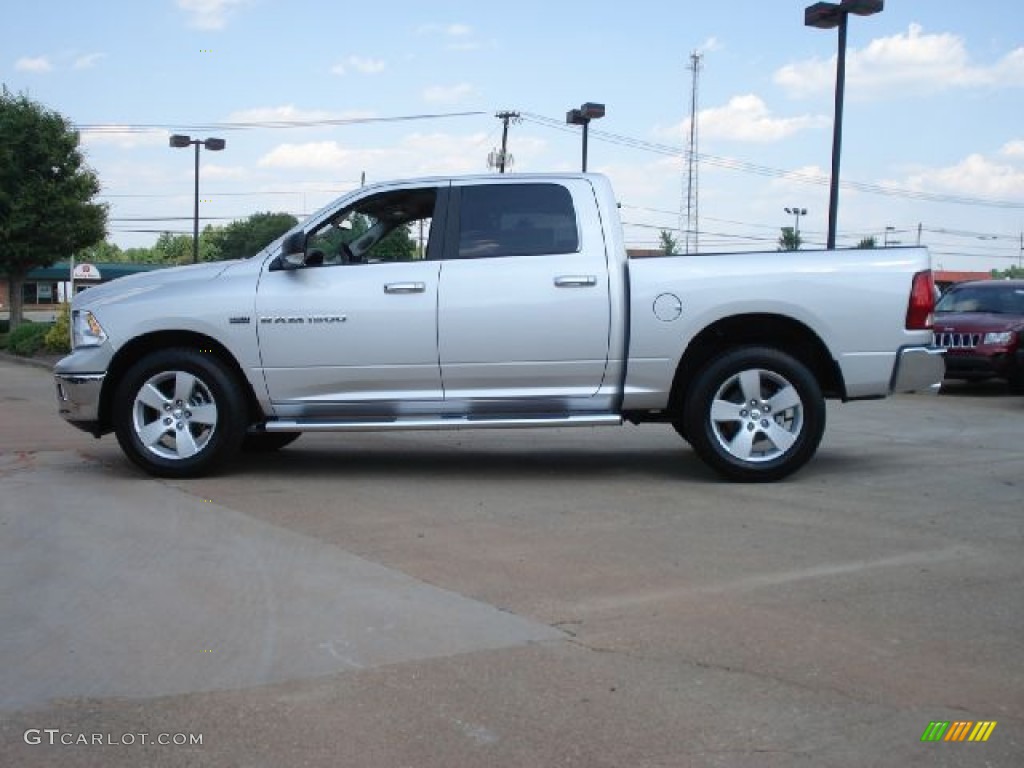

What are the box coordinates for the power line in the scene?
[520,111,1024,210]
[75,111,487,134]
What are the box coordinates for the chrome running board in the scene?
[262,414,622,433]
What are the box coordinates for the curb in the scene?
[0,352,58,371]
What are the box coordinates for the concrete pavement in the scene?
[1,359,1021,766]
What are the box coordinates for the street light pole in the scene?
[193,141,200,262]
[827,11,848,250]
[785,207,807,238]
[566,102,605,172]
[805,0,883,250]
[169,134,226,263]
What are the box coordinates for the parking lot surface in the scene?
[1,357,1021,767]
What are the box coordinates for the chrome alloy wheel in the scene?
[708,367,804,463]
[131,370,219,460]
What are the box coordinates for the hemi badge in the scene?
[228,316,251,325]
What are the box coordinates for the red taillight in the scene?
[906,270,935,330]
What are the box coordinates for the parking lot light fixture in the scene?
[785,207,808,237]
[804,0,883,249]
[565,102,605,172]
[169,134,226,263]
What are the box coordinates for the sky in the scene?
[2,0,1023,271]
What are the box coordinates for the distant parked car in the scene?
[933,280,1024,393]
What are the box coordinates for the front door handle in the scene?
[554,275,597,288]
[384,282,426,294]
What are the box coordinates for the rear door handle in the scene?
[384,282,426,294]
[554,275,597,288]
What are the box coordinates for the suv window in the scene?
[307,187,438,266]
[456,183,579,259]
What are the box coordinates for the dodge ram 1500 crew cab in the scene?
[55,173,944,481]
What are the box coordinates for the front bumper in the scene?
[942,350,1015,380]
[55,372,105,434]
[890,345,945,394]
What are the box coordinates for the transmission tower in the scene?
[681,51,702,254]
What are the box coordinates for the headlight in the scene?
[71,310,108,348]
[982,331,1014,345]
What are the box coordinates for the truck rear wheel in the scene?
[682,347,825,482]
[113,348,246,478]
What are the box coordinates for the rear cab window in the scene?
[454,183,580,259]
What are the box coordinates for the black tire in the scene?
[113,348,246,478]
[241,432,301,452]
[1008,368,1024,395]
[682,346,826,482]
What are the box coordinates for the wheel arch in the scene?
[668,313,845,416]
[99,331,262,432]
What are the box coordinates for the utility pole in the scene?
[489,111,520,173]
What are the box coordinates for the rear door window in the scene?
[455,183,579,259]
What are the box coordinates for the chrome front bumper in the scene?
[55,372,105,425]
[890,346,945,394]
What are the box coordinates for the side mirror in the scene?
[276,231,307,270]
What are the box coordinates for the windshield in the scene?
[936,285,1024,314]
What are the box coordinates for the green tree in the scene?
[777,226,801,251]
[372,222,416,261]
[0,86,106,328]
[857,236,877,249]
[152,232,196,264]
[991,265,1024,279]
[659,229,679,255]
[205,211,298,261]
[78,240,125,263]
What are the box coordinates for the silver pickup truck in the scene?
[55,173,943,481]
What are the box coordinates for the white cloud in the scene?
[259,141,351,170]
[417,22,473,37]
[699,36,721,53]
[894,154,1024,201]
[1001,140,1024,158]
[776,23,1024,98]
[177,0,246,30]
[658,95,826,143]
[416,22,485,51]
[398,131,491,174]
[258,141,393,172]
[769,164,830,190]
[80,128,170,150]
[422,83,475,104]
[73,52,106,70]
[226,105,376,124]
[15,56,52,72]
[258,130,501,177]
[330,55,386,76]
[201,164,247,181]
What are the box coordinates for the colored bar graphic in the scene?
[921,720,996,743]
[944,721,971,741]
[969,722,997,742]
[921,722,949,742]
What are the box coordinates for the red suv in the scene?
[934,279,1024,393]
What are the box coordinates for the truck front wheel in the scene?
[682,347,825,482]
[113,348,246,478]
